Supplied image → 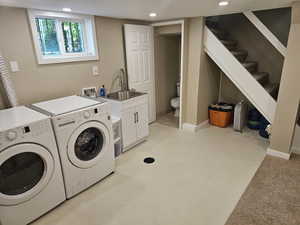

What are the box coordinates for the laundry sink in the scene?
[107,91,145,101]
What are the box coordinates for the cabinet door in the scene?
[121,107,137,149]
[136,103,149,140]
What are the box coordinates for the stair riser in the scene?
[224,43,237,50]
[257,76,269,86]
[213,32,228,39]
[208,26,228,41]
[245,65,257,73]
[235,55,248,62]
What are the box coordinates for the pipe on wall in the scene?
[0,53,18,107]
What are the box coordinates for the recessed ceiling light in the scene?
[149,13,157,17]
[62,8,72,12]
[219,1,229,6]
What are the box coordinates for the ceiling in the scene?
[0,0,293,21]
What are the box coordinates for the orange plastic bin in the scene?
[209,104,234,128]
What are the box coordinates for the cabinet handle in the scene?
[134,112,137,123]
[137,112,139,123]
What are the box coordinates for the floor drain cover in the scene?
[144,157,155,164]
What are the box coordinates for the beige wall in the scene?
[184,17,203,124]
[0,6,145,109]
[270,2,300,154]
[0,7,219,129]
[0,88,6,108]
[154,31,181,116]
[197,53,220,122]
[183,17,219,125]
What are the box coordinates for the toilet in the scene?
[170,82,180,117]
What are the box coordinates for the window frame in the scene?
[28,9,99,64]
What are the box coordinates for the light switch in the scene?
[10,61,19,72]
[92,66,99,76]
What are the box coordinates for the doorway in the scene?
[154,30,181,128]
[124,21,185,128]
[152,21,184,129]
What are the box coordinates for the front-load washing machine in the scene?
[0,106,66,225]
[31,96,115,199]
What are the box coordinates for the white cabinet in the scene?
[136,104,149,140]
[121,107,137,148]
[108,94,149,151]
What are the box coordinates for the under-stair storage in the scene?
[204,26,277,123]
[204,9,290,125]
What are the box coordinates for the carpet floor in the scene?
[225,154,300,225]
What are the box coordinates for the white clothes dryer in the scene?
[31,96,115,199]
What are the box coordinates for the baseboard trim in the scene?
[266,148,291,160]
[182,120,209,132]
[292,147,300,155]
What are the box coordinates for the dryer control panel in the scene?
[0,120,50,148]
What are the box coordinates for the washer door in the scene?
[0,143,54,206]
[68,121,110,169]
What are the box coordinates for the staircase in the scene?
[204,23,278,123]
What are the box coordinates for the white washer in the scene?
[31,96,115,199]
[0,106,66,225]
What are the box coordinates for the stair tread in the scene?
[252,72,268,79]
[231,50,248,56]
[242,61,257,67]
[221,40,237,46]
[210,28,227,35]
[264,83,278,93]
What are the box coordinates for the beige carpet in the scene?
[225,154,300,225]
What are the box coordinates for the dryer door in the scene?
[67,121,110,169]
[0,143,54,206]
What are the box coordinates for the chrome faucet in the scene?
[120,68,129,91]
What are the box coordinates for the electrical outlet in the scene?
[10,61,19,72]
[92,66,99,76]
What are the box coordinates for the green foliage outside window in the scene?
[62,21,84,53]
[35,18,60,55]
[35,18,84,56]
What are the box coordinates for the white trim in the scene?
[243,11,287,57]
[151,20,185,130]
[151,20,185,27]
[292,147,300,155]
[267,148,291,160]
[182,120,209,132]
[27,9,99,64]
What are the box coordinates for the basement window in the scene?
[28,9,99,64]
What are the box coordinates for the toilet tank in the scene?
[177,82,180,97]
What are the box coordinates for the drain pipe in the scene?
[0,53,18,107]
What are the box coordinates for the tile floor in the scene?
[156,112,179,128]
[32,123,268,225]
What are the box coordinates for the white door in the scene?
[124,24,156,123]
[121,107,137,149]
[136,103,149,140]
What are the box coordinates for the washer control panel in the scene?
[0,120,49,148]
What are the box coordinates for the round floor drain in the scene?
[144,157,155,164]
